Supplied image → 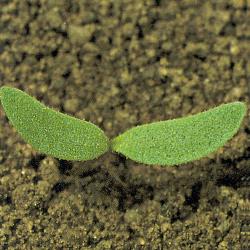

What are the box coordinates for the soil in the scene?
[0,0,250,249]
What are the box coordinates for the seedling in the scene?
[0,86,247,166]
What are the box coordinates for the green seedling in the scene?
[0,86,247,166]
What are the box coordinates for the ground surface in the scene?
[0,0,250,249]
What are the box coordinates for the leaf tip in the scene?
[233,101,247,121]
[0,86,13,97]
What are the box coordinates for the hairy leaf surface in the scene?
[0,86,109,161]
[111,102,246,165]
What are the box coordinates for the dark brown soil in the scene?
[0,1,250,249]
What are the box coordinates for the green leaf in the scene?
[0,86,109,161]
[111,102,247,166]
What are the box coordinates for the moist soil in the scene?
[0,1,250,249]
